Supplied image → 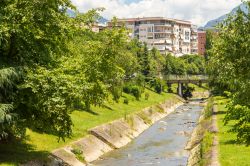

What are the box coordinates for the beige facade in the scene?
[113,17,198,55]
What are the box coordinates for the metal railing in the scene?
[164,75,208,81]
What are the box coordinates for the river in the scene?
[91,100,203,166]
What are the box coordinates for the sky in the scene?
[71,0,242,26]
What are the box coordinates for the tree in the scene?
[208,1,250,144]
[180,54,206,75]
[0,0,75,140]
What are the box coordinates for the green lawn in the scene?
[214,96,250,166]
[0,89,179,165]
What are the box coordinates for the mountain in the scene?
[203,3,248,30]
[97,17,109,25]
[66,9,108,25]
[66,9,76,18]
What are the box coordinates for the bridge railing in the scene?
[163,75,208,81]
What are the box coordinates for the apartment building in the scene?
[111,17,198,56]
[197,31,206,55]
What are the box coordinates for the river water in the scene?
[92,100,204,166]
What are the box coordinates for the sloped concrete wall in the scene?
[186,102,208,166]
[192,91,210,99]
[49,97,184,166]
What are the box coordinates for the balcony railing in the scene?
[154,30,172,33]
[154,23,172,26]
[164,75,208,81]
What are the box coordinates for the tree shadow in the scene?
[84,108,99,115]
[223,139,238,145]
[0,137,49,165]
[214,110,226,115]
[102,104,114,111]
[73,105,100,115]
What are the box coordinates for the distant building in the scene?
[92,23,106,33]
[108,17,198,56]
[197,31,206,56]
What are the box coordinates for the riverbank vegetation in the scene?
[214,96,250,166]
[197,98,214,166]
[0,0,206,143]
[0,89,179,165]
[207,1,250,145]
[0,0,207,164]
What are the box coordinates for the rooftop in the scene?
[116,17,192,25]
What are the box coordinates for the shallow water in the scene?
[92,100,204,166]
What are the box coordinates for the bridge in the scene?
[164,75,209,97]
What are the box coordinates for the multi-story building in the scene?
[110,17,198,55]
[191,25,198,54]
[197,31,206,55]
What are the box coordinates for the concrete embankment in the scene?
[185,108,206,166]
[186,97,214,166]
[192,91,210,99]
[46,97,184,166]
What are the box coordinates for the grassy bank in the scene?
[214,96,250,166]
[0,89,179,165]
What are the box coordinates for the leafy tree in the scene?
[0,67,22,140]
[164,54,187,75]
[180,54,206,74]
[0,0,75,140]
[205,30,215,59]
[164,53,206,76]
[208,1,250,144]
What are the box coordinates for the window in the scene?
[185,31,190,40]
[147,27,152,32]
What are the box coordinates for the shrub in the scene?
[167,83,173,93]
[123,98,129,104]
[123,84,132,94]
[111,87,122,103]
[145,92,149,100]
[131,85,141,100]
[151,78,164,94]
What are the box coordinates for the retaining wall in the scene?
[36,97,184,166]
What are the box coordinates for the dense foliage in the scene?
[208,1,250,145]
[164,53,206,75]
[0,0,206,141]
[0,0,75,140]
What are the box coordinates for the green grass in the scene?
[0,89,178,166]
[214,96,250,166]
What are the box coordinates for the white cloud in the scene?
[71,0,242,26]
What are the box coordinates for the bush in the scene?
[150,78,164,94]
[182,86,194,99]
[123,84,132,94]
[123,84,141,100]
[145,92,149,100]
[123,98,129,104]
[131,85,141,100]
[111,87,122,103]
[154,82,162,94]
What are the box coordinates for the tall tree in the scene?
[0,0,75,140]
[208,1,250,144]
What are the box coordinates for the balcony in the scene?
[154,30,172,33]
[166,46,172,51]
[154,45,166,51]
[154,23,172,27]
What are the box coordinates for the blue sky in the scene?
[71,0,242,26]
[123,0,142,4]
